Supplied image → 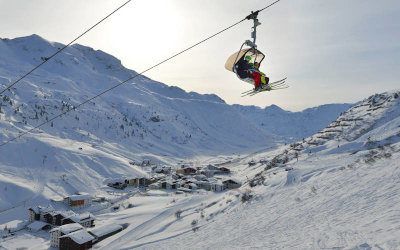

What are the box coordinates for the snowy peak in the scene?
[0,34,277,159]
[313,91,400,144]
[233,103,352,141]
[265,104,286,113]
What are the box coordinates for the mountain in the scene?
[0,35,348,211]
[121,91,400,249]
[234,103,353,141]
[1,35,399,249]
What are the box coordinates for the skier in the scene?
[251,62,269,91]
[235,55,253,79]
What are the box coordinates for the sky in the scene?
[0,0,399,111]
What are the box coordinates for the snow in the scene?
[51,223,83,234]
[0,219,25,232]
[26,221,48,232]
[0,34,399,249]
[60,229,94,244]
[89,224,123,238]
[68,194,91,201]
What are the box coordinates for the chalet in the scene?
[62,213,95,228]
[223,179,242,189]
[160,180,178,190]
[128,177,151,188]
[107,181,127,190]
[28,205,54,222]
[204,164,219,171]
[176,167,197,175]
[200,170,215,178]
[106,178,127,189]
[59,230,94,250]
[64,194,92,208]
[210,181,225,192]
[88,224,123,243]
[28,207,41,222]
[50,223,83,248]
[195,180,212,191]
[43,212,55,225]
[217,167,231,174]
[53,211,76,226]
[183,183,198,190]
[152,165,171,174]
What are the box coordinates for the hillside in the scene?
[0,35,349,211]
[0,35,399,249]
[234,103,353,140]
[123,91,400,249]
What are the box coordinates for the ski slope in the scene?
[0,35,348,213]
[95,91,400,249]
[2,35,397,250]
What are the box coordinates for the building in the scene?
[62,213,95,228]
[107,181,127,190]
[28,207,41,222]
[204,164,220,171]
[217,167,231,174]
[200,170,215,178]
[27,206,95,229]
[183,183,198,190]
[26,221,51,232]
[210,181,225,192]
[223,179,242,189]
[50,223,83,248]
[28,205,54,222]
[64,194,92,208]
[53,211,76,226]
[152,165,171,174]
[128,177,151,188]
[59,230,94,250]
[89,224,123,243]
[194,181,212,191]
[160,180,178,190]
[176,167,197,175]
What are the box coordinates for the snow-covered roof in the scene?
[210,180,224,186]
[68,212,95,223]
[89,224,123,238]
[60,230,95,244]
[105,177,126,184]
[223,178,242,185]
[51,223,83,234]
[27,221,49,232]
[29,205,54,214]
[68,194,92,201]
[57,210,76,218]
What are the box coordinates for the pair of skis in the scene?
[241,78,288,97]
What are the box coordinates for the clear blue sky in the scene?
[0,0,399,110]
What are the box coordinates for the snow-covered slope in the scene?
[1,35,399,249]
[130,91,400,249]
[0,35,347,211]
[234,103,353,141]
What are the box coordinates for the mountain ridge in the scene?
[0,34,351,210]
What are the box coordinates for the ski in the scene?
[240,77,287,95]
[249,85,289,96]
[241,84,289,97]
[269,81,287,88]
